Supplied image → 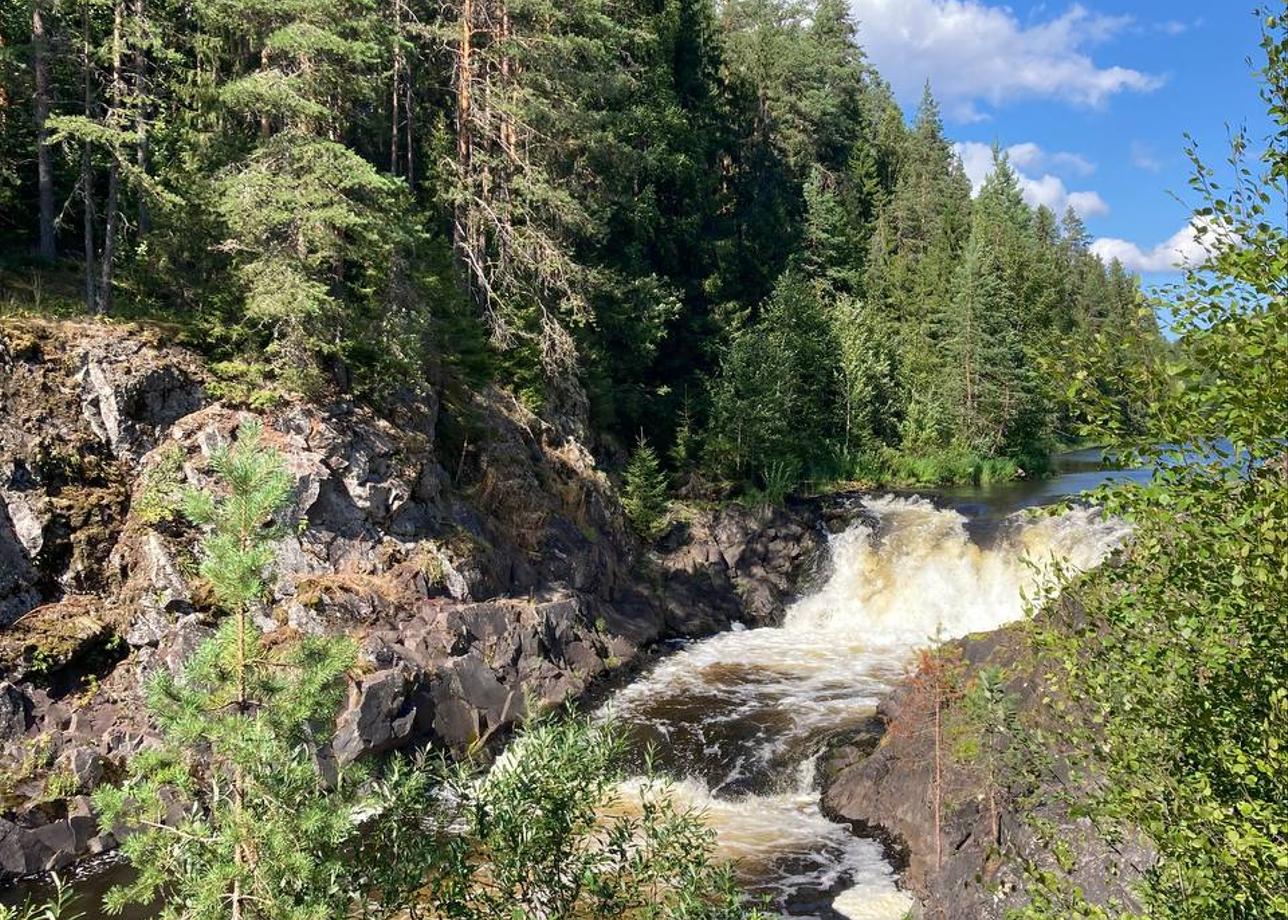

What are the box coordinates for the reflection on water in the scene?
[933,446,1153,523]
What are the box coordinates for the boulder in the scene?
[0,682,30,742]
[333,670,418,765]
[78,345,205,463]
[65,747,105,791]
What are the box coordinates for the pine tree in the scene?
[445,0,644,386]
[93,420,432,920]
[872,84,973,453]
[0,0,1164,491]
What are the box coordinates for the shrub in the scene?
[426,712,765,920]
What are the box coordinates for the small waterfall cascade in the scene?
[605,496,1130,918]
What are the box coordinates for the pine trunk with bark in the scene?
[96,0,125,316]
[81,4,97,311]
[33,0,57,262]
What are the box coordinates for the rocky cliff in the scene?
[820,624,1156,919]
[0,319,833,880]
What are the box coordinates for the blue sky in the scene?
[849,0,1268,284]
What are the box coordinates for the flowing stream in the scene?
[604,485,1135,918]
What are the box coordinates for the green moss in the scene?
[134,444,187,525]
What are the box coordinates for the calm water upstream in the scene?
[3,451,1148,919]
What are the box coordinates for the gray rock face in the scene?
[0,324,203,624]
[78,347,205,463]
[0,807,108,877]
[0,319,835,882]
[0,682,30,742]
[647,502,828,633]
[66,747,106,791]
[333,670,418,765]
[0,493,42,627]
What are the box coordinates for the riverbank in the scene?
[0,317,849,886]
[602,492,1133,916]
[1,317,1153,916]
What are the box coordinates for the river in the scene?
[3,450,1148,918]
[604,450,1145,918]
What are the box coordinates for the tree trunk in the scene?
[133,0,150,234]
[390,0,401,175]
[33,0,57,262]
[453,0,476,288]
[499,1,514,156]
[82,3,97,311]
[933,688,943,870]
[404,58,414,185]
[455,0,472,185]
[97,0,125,316]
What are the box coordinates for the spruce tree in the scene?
[622,435,671,540]
[200,0,413,389]
[831,293,896,459]
[704,269,840,485]
[945,149,1045,457]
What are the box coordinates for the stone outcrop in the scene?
[0,319,834,881]
[820,626,1156,919]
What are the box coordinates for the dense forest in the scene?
[0,0,1159,493]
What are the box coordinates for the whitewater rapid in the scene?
[604,495,1130,918]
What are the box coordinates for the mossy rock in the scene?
[0,597,126,685]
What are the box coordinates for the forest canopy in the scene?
[0,0,1160,492]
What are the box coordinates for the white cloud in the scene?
[1153,18,1202,37]
[955,141,1109,218]
[1006,141,1096,177]
[1130,140,1163,173]
[1091,221,1215,273]
[851,0,1164,121]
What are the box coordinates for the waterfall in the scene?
[605,495,1130,919]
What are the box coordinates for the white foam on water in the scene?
[608,495,1129,917]
[615,775,908,916]
[831,887,917,920]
